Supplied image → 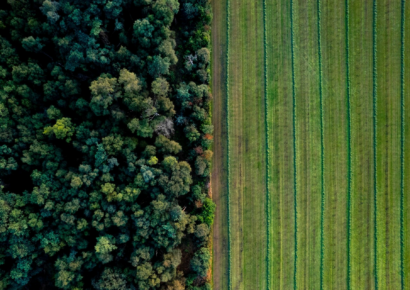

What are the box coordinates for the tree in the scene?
[185,125,200,142]
[155,135,182,154]
[133,18,155,48]
[199,198,216,226]
[118,68,141,96]
[147,156,158,166]
[43,118,75,142]
[159,39,178,65]
[194,223,209,240]
[152,0,180,26]
[89,75,119,115]
[0,0,213,287]
[197,68,208,83]
[148,55,171,78]
[136,119,154,138]
[190,247,210,278]
[151,77,169,97]
[95,235,117,264]
[21,36,43,53]
[93,268,129,290]
[183,3,197,19]
[54,254,83,289]
[196,48,210,67]
[155,118,175,138]
[40,1,60,24]
[46,105,62,120]
[127,118,139,133]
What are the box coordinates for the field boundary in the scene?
[262,0,271,288]
[290,0,298,289]
[372,0,378,289]
[225,0,231,288]
[316,0,325,289]
[345,0,352,289]
[400,0,406,289]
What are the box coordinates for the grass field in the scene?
[212,0,409,289]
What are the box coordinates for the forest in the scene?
[0,0,214,289]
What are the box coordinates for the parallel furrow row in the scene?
[373,0,378,289]
[345,0,352,289]
[290,0,298,289]
[400,0,406,289]
[262,0,271,288]
[317,0,325,289]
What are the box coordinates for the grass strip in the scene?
[225,0,231,288]
[345,0,352,289]
[290,0,297,289]
[372,0,378,288]
[400,1,406,289]
[316,0,325,289]
[262,0,271,288]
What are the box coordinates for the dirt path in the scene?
[211,0,228,289]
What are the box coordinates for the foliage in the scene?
[0,0,214,288]
[197,198,215,227]
[190,247,210,278]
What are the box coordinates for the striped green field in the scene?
[212,0,409,289]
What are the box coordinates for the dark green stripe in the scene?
[317,0,325,289]
[345,0,352,289]
[290,0,297,289]
[262,0,271,288]
[372,0,378,288]
[400,0,406,289]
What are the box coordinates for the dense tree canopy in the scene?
[0,0,214,289]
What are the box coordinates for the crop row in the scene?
[372,0,379,288]
[262,0,271,288]
[225,0,231,289]
[345,0,352,289]
[316,0,325,289]
[289,0,298,289]
[400,0,405,288]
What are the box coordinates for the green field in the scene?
[212,0,409,289]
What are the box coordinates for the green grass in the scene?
[293,0,322,289]
[400,1,406,289]
[212,0,409,289]
[349,0,375,289]
[227,1,267,289]
[321,1,349,288]
[266,0,295,289]
[376,1,402,288]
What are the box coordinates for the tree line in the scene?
[0,0,214,289]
